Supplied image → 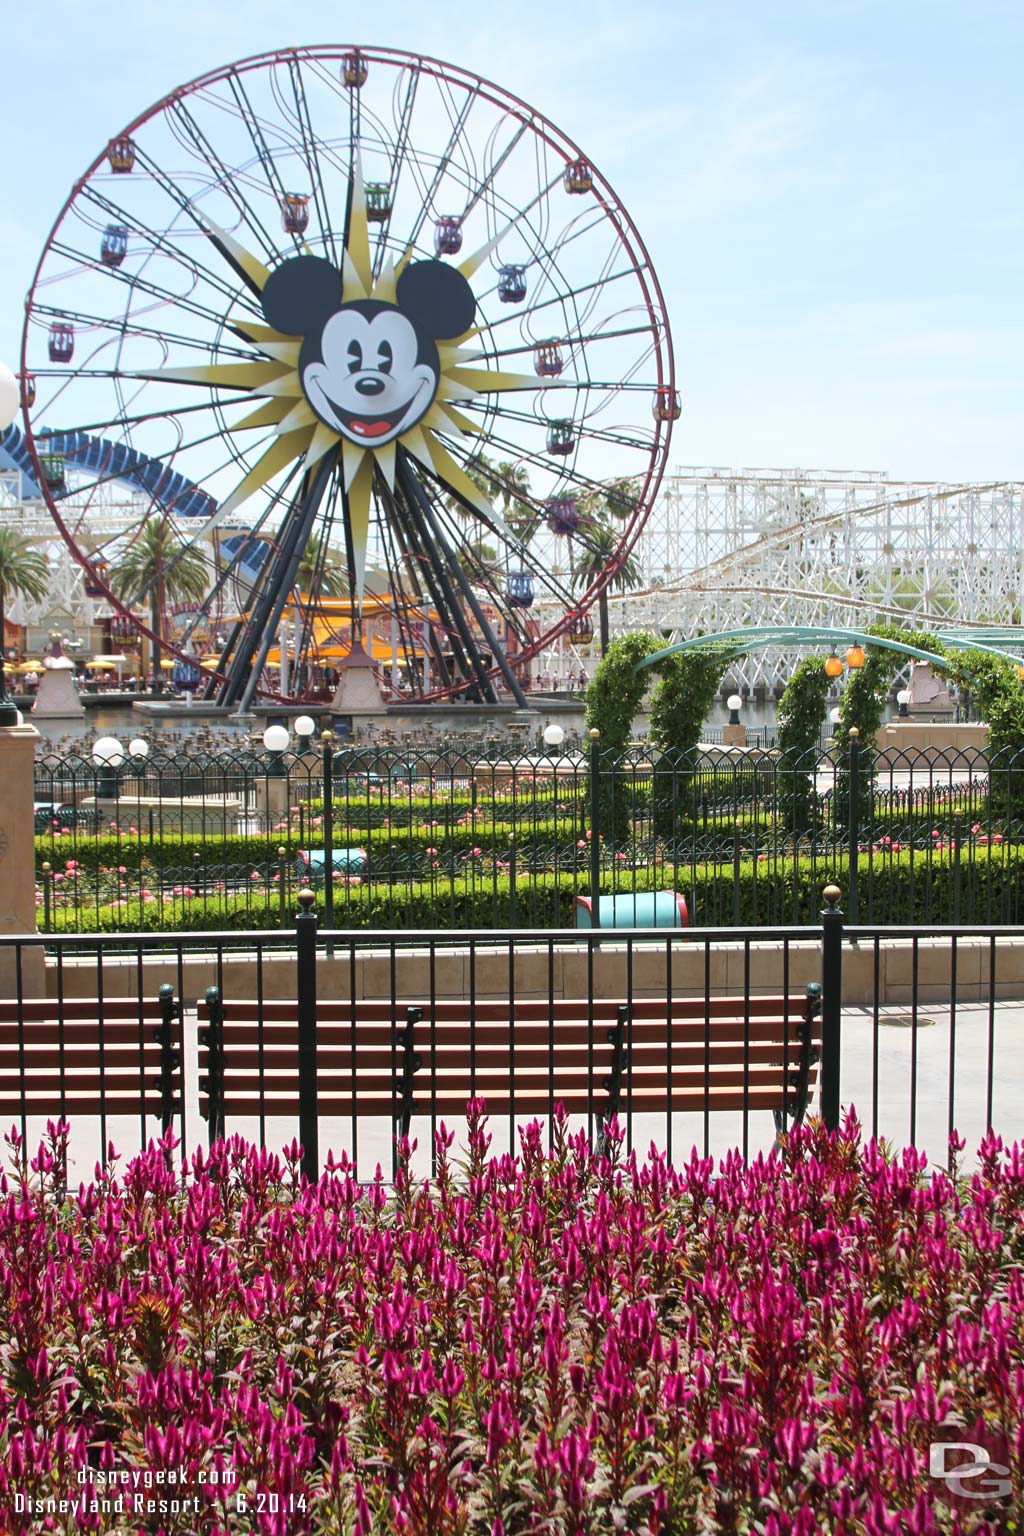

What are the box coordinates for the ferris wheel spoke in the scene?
[128,143,273,308]
[360,77,422,278]
[164,102,283,264]
[53,397,227,439]
[47,238,248,342]
[222,71,300,222]
[282,59,340,267]
[72,183,254,313]
[478,262,647,331]
[462,118,532,225]
[399,90,477,256]
[30,300,258,363]
[468,321,667,371]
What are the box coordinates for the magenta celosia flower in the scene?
[1,1116,1022,1531]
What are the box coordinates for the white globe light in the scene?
[0,363,18,432]
[543,723,565,747]
[262,723,290,752]
[128,737,150,758]
[829,707,842,724]
[727,694,743,712]
[896,689,911,706]
[294,714,316,737]
[92,735,125,767]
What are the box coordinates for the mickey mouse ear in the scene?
[261,255,342,335]
[396,260,476,340]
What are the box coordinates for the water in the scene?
[25,701,255,754]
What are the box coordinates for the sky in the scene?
[1,0,1021,486]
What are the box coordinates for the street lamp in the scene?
[896,688,910,718]
[294,714,316,743]
[727,693,743,726]
[93,734,126,799]
[542,722,565,758]
[262,722,290,778]
[845,644,866,670]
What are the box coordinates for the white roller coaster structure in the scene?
[5,462,1024,695]
[537,467,1024,692]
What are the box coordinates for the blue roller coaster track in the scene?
[0,422,268,579]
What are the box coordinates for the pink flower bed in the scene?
[0,1110,1021,1533]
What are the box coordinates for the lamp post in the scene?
[262,722,290,777]
[92,734,127,800]
[542,721,564,760]
[723,693,745,747]
[828,706,842,750]
[897,688,910,719]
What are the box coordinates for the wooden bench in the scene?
[197,986,821,1145]
[0,986,183,1133]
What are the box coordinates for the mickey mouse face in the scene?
[260,254,476,451]
[304,301,435,445]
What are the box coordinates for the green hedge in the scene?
[306,785,587,828]
[37,817,594,882]
[43,845,1024,932]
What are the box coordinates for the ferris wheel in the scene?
[20,45,678,706]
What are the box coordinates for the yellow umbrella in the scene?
[159,659,177,670]
[16,661,42,674]
[85,659,115,670]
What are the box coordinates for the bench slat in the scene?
[198,1039,812,1071]
[196,995,810,1022]
[209,1085,810,1117]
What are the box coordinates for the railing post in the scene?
[321,731,335,932]
[588,727,601,929]
[278,846,288,926]
[820,884,844,1131]
[507,834,517,930]
[732,820,742,927]
[41,862,52,931]
[296,887,319,1182]
[847,728,860,925]
[154,983,182,1143]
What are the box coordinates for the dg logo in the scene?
[929,1434,1013,1507]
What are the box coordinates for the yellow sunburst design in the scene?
[135,164,545,605]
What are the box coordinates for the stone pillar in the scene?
[722,723,747,748]
[0,724,45,997]
[254,775,290,826]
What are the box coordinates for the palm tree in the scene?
[571,519,643,655]
[443,456,498,524]
[295,533,348,599]
[110,517,208,689]
[0,530,49,722]
[456,539,501,585]
[491,460,536,545]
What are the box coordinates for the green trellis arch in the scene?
[638,625,1024,672]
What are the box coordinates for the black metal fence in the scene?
[1,904,1021,1180]
[32,734,1023,931]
